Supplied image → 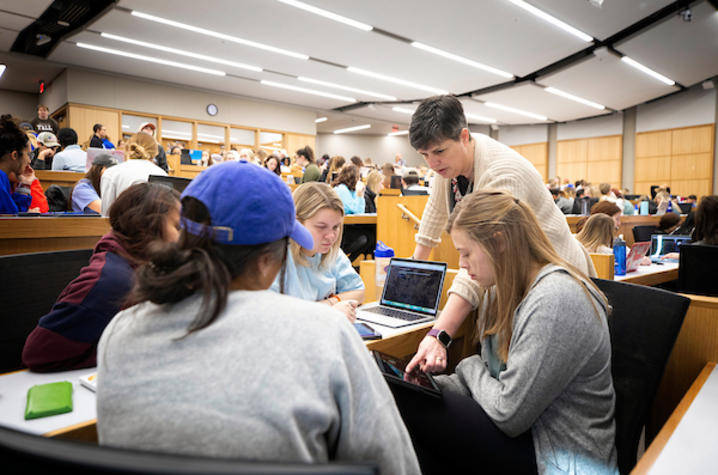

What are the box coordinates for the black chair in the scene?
[591,278,690,474]
[678,244,718,297]
[0,249,93,373]
[401,189,429,196]
[632,225,658,243]
[0,425,377,474]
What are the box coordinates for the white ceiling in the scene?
[0,0,716,135]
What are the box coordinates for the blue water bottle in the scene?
[667,199,673,213]
[613,235,626,276]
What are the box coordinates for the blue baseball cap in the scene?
[180,161,313,250]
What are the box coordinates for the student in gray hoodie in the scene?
[400,190,617,474]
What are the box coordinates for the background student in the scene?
[22,183,180,372]
[332,164,365,215]
[72,153,118,213]
[400,190,616,474]
[52,127,87,173]
[576,214,615,254]
[271,181,364,322]
[100,133,167,215]
[96,163,419,474]
[0,115,33,214]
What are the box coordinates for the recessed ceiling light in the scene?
[484,101,548,121]
[334,124,371,134]
[388,130,409,136]
[261,80,356,102]
[347,66,448,95]
[504,0,593,42]
[277,0,372,31]
[315,117,328,123]
[544,87,605,110]
[0,64,5,79]
[131,10,309,60]
[76,42,226,76]
[101,33,262,72]
[465,113,498,124]
[411,42,513,79]
[620,56,675,86]
[298,76,396,100]
[392,106,416,115]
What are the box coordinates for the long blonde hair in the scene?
[290,182,344,268]
[126,133,158,160]
[324,156,345,183]
[447,190,607,362]
[576,214,614,253]
[365,170,383,194]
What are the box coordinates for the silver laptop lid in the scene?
[379,258,447,316]
[650,234,691,258]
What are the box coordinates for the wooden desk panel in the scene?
[648,295,718,441]
[0,217,110,255]
[344,214,377,225]
[34,170,84,191]
[614,263,678,286]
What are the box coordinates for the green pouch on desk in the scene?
[24,381,73,420]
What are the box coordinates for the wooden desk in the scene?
[175,164,207,180]
[614,262,678,286]
[0,217,110,255]
[648,294,718,441]
[34,170,84,191]
[634,362,718,474]
[344,214,377,225]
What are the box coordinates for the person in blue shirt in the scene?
[52,127,87,173]
[332,164,365,214]
[271,182,364,322]
[0,115,33,214]
[72,153,118,213]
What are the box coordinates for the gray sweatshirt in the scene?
[436,265,617,474]
[97,290,419,475]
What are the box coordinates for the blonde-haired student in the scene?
[270,182,364,321]
[399,190,616,474]
[576,214,615,254]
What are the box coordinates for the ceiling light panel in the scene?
[540,47,676,111]
[277,0,373,31]
[543,87,605,110]
[261,80,356,102]
[617,0,718,87]
[620,56,675,86]
[307,0,588,77]
[388,130,409,136]
[504,0,593,42]
[297,76,396,100]
[334,124,371,134]
[76,42,227,76]
[410,42,514,79]
[315,117,328,123]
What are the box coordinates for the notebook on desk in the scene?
[357,258,446,328]
[650,234,692,263]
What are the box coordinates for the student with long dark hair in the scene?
[0,115,33,214]
[96,162,418,473]
[23,183,181,371]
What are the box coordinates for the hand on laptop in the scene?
[405,335,446,374]
[334,300,359,323]
[661,252,679,261]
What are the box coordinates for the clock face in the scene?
[207,104,218,116]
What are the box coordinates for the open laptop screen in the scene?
[380,258,447,316]
[650,234,691,258]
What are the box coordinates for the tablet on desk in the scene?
[354,322,382,340]
[372,351,441,399]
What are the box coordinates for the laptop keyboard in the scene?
[363,306,427,321]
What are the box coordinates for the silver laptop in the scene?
[357,258,447,328]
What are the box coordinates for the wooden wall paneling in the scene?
[586,160,621,185]
[670,153,712,180]
[556,161,587,182]
[635,156,672,183]
[285,133,316,155]
[671,125,714,155]
[68,105,121,146]
[587,135,622,161]
[670,180,712,198]
[636,130,672,158]
[516,142,548,181]
[557,139,587,163]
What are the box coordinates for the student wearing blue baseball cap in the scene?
[95,162,419,474]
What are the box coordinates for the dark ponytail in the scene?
[128,197,288,336]
[0,114,29,158]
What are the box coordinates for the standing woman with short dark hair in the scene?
[0,115,33,214]
[95,163,418,474]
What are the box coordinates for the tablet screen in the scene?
[372,351,440,395]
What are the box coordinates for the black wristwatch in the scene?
[428,328,452,349]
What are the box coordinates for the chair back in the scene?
[632,225,658,243]
[0,425,377,474]
[0,249,93,373]
[591,278,689,474]
[678,244,718,297]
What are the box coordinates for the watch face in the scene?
[206,104,218,116]
[437,330,451,348]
